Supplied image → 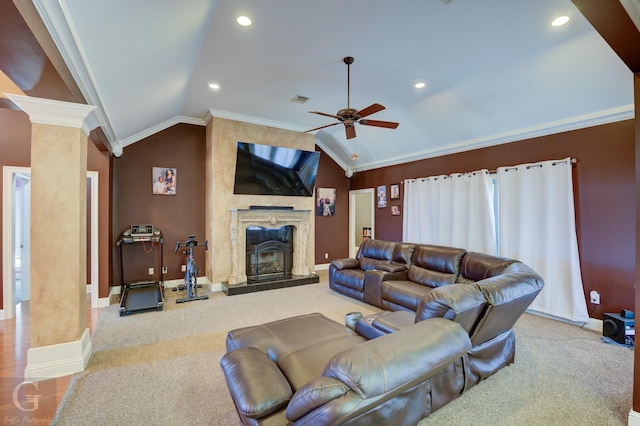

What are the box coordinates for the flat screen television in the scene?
[233,141,321,197]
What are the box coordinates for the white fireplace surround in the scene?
[228,208,312,285]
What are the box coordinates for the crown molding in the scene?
[120,115,207,149]
[5,94,103,134]
[31,0,116,147]
[349,104,635,173]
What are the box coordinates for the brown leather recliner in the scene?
[328,239,398,301]
[221,314,471,425]
[354,261,544,411]
[221,241,544,425]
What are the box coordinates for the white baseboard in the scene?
[629,409,640,426]
[314,263,330,270]
[525,309,603,333]
[24,328,92,381]
[165,277,222,293]
[582,317,603,333]
[0,308,4,320]
[163,278,183,288]
[164,276,210,288]
[97,297,111,308]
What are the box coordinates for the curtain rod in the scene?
[405,158,578,183]
[487,157,577,174]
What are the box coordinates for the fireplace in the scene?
[246,226,293,282]
[225,208,319,294]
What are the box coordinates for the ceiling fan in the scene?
[304,56,399,140]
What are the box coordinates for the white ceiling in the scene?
[33,0,633,173]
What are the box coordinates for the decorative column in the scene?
[6,94,103,380]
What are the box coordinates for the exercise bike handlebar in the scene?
[174,236,208,253]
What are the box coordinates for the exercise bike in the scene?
[173,235,209,304]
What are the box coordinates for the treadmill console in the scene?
[119,225,162,244]
[131,224,155,241]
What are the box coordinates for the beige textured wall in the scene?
[30,123,87,347]
[206,117,315,284]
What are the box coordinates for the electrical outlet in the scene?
[590,290,600,304]
[181,264,186,272]
[162,266,167,274]
[324,253,329,259]
[148,267,154,275]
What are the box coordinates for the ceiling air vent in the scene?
[291,95,309,104]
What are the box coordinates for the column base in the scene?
[630,409,640,426]
[24,328,92,382]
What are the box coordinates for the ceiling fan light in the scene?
[237,16,252,26]
[551,16,570,27]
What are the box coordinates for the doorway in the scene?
[13,173,31,305]
[349,189,375,258]
[2,167,100,319]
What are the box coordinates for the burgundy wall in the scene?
[314,149,351,264]
[112,123,206,285]
[351,120,635,319]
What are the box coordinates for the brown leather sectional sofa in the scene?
[220,239,544,425]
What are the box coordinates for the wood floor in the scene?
[0,300,102,423]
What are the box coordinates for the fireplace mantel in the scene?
[228,208,312,285]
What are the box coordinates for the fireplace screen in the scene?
[246,225,293,282]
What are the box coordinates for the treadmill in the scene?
[117,225,164,316]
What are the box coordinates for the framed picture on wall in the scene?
[316,188,336,216]
[152,167,177,195]
[377,185,387,208]
[390,183,400,200]
[391,205,401,216]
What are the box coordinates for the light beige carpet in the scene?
[53,282,633,425]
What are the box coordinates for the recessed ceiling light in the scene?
[552,16,570,27]
[414,82,426,89]
[237,16,252,26]
[209,83,220,90]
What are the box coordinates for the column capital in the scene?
[5,94,104,136]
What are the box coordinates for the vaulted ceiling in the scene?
[2,0,637,174]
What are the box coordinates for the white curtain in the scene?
[403,170,496,254]
[496,158,588,323]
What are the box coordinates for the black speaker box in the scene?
[603,313,634,345]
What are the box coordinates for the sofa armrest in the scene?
[220,347,293,419]
[286,377,349,421]
[355,311,415,339]
[331,258,360,270]
[325,318,472,399]
[372,311,415,333]
[363,269,408,307]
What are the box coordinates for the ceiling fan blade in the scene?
[359,119,399,129]
[345,125,356,139]
[304,122,341,133]
[356,103,385,119]
[309,110,342,120]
